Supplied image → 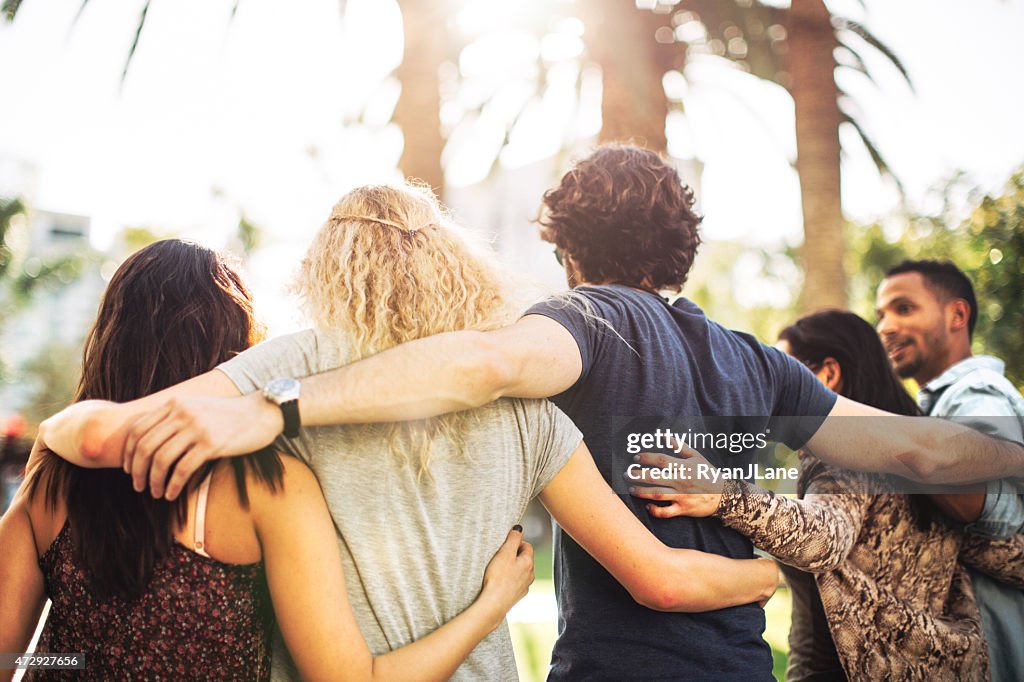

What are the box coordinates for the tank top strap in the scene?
[192,471,214,558]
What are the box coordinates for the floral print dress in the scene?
[27,520,273,681]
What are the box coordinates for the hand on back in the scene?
[627,448,724,518]
[122,392,282,500]
[480,527,535,615]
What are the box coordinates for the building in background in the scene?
[1,202,104,431]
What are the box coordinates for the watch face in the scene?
[264,378,300,403]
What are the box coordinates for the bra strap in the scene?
[192,471,214,558]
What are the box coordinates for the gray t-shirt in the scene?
[219,329,581,681]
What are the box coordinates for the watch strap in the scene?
[280,399,300,439]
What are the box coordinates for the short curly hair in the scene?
[538,146,703,292]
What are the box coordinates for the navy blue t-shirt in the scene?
[527,285,837,681]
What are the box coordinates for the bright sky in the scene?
[1,0,1022,330]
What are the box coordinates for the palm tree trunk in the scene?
[393,0,446,198]
[584,3,676,154]
[787,0,847,312]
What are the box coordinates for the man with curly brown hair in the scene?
[540,146,704,294]
[103,145,1024,680]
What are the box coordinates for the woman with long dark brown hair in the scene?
[0,239,534,681]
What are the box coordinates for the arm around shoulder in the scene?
[298,315,583,426]
[39,400,126,468]
[39,369,242,469]
[539,443,777,612]
[0,498,47,679]
[807,396,1024,484]
[486,314,583,399]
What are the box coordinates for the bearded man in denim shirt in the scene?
[877,259,1024,682]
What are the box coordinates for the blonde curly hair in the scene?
[293,183,524,475]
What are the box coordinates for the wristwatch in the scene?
[262,378,301,439]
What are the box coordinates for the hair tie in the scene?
[335,214,417,231]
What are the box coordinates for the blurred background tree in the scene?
[394,0,450,196]
[581,1,676,152]
[19,341,84,425]
[1,196,95,379]
[0,196,27,282]
[3,0,910,313]
[847,167,1024,389]
[654,0,910,312]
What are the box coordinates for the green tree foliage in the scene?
[0,196,26,282]
[685,239,800,343]
[122,225,165,253]
[236,215,262,256]
[19,341,83,426]
[2,197,94,312]
[1,197,97,397]
[847,168,1024,389]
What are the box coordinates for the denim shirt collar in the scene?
[918,355,1005,413]
[923,355,1005,392]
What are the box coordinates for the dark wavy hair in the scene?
[538,145,703,292]
[779,309,921,417]
[779,309,937,528]
[885,259,977,339]
[29,239,283,599]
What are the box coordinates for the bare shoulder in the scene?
[244,454,324,518]
[22,456,68,554]
[4,494,40,559]
[191,456,320,564]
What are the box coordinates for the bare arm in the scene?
[254,458,534,682]
[38,370,242,469]
[930,394,1024,526]
[0,444,50,682]
[539,444,778,612]
[805,396,1024,484]
[298,314,582,426]
[0,497,46,682]
[124,315,584,499]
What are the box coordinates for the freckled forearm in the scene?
[662,552,776,611]
[298,332,505,426]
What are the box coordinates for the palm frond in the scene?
[834,17,914,92]
[835,43,878,89]
[840,107,905,194]
[71,0,90,28]
[2,0,23,22]
[120,0,151,86]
